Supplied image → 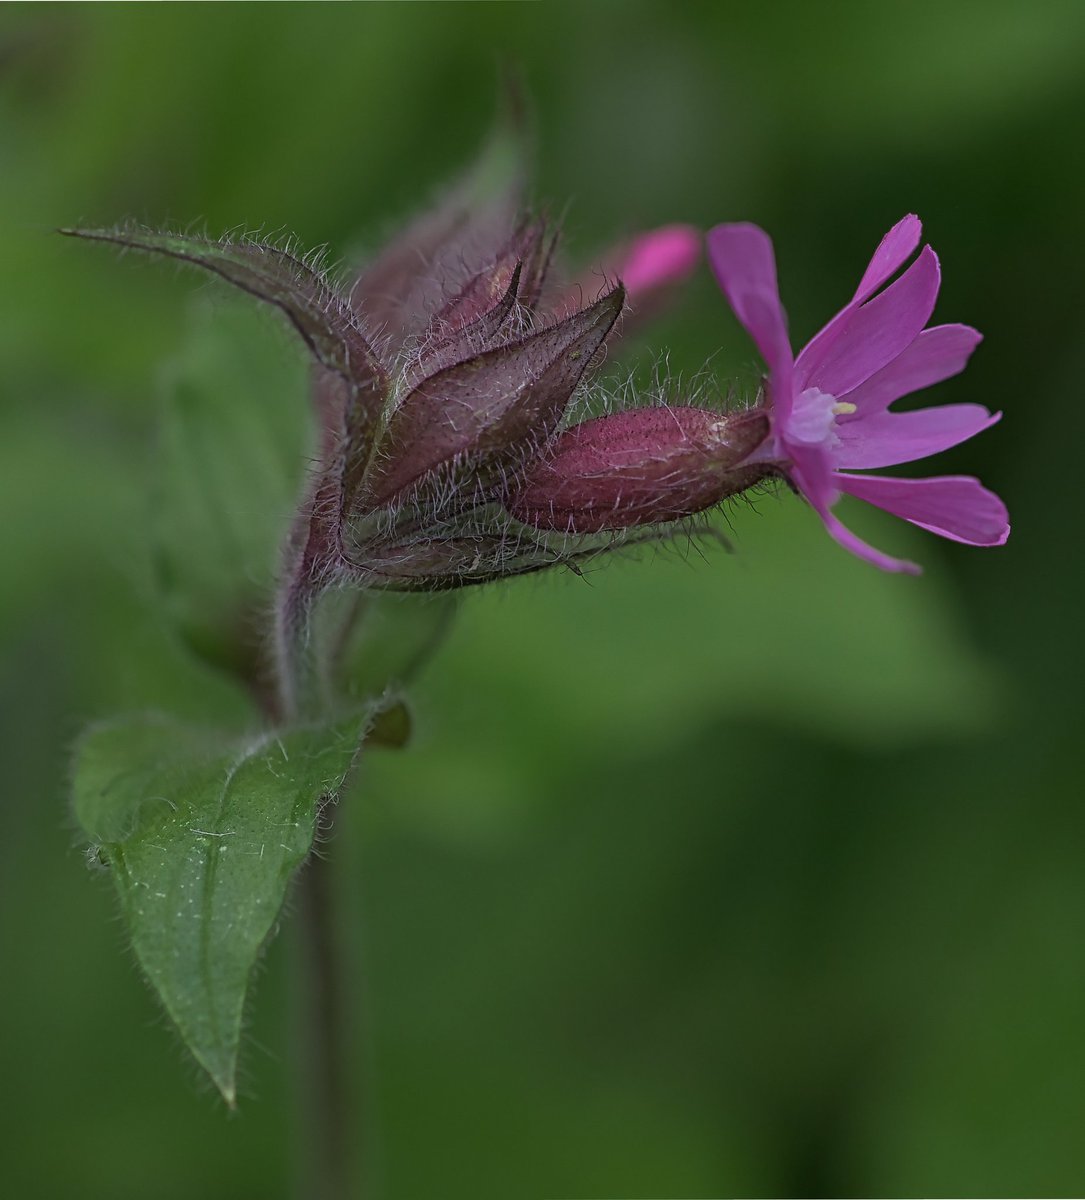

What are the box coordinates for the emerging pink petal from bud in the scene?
[506,406,771,533]
[616,224,701,299]
[553,224,701,329]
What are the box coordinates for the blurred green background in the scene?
[2,2,1083,1197]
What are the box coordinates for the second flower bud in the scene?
[504,406,772,533]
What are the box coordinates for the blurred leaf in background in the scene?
[2,1,1084,1197]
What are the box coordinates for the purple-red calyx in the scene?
[707,215,1010,573]
[506,406,770,533]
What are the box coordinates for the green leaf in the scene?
[72,713,364,1105]
[59,225,385,389]
[150,300,307,684]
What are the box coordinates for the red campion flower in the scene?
[708,216,1009,573]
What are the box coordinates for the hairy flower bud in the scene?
[66,108,725,597]
[505,406,772,532]
[395,218,554,396]
[360,284,625,508]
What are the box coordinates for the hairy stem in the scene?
[296,837,358,1200]
[273,576,311,723]
[270,568,358,1198]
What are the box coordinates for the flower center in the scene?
[789,387,856,447]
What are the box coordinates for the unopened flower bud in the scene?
[361,285,625,508]
[505,406,771,533]
[401,218,553,392]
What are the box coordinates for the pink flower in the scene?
[706,215,1010,573]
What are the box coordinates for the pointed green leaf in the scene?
[59,225,385,391]
[72,713,364,1105]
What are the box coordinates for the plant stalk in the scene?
[297,834,358,1200]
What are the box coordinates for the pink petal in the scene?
[707,223,794,412]
[840,324,983,415]
[618,224,701,297]
[787,450,921,573]
[852,215,922,303]
[836,473,1010,546]
[834,404,1000,469]
[799,246,941,399]
[820,506,922,574]
[791,216,922,388]
[786,440,838,512]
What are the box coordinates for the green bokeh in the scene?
[2,2,1083,1196]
